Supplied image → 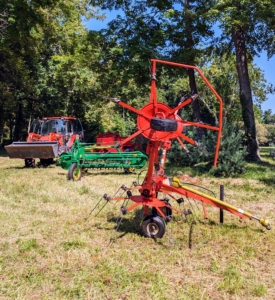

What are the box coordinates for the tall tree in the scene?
[0,0,101,142]
[163,0,215,137]
[93,0,216,131]
[209,0,275,161]
[263,109,275,124]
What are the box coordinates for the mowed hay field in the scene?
[0,148,275,300]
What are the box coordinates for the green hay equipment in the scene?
[57,138,148,180]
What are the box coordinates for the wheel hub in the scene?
[137,103,184,142]
[147,222,159,235]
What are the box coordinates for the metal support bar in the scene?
[220,185,224,224]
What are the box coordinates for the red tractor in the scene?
[5,117,84,167]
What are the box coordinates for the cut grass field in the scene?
[0,147,274,300]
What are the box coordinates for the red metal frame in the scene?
[105,59,270,230]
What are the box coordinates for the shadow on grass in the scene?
[7,164,57,170]
[68,169,147,182]
[83,170,134,177]
[259,177,275,186]
[5,166,25,170]
[166,162,213,178]
[260,146,275,153]
[250,160,275,168]
[107,210,143,235]
[202,218,265,233]
[86,205,265,248]
[245,160,275,178]
[87,207,167,245]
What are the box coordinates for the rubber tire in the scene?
[40,158,53,167]
[152,202,172,221]
[150,117,178,132]
[140,215,165,238]
[25,158,35,168]
[68,163,82,181]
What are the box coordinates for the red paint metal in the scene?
[106,59,230,228]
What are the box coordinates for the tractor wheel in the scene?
[40,158,53,167]
[150,117,178,132]
[152,201,172,222]
[140,215,165,238]
[68,163,82,181]
[25,158,35,168]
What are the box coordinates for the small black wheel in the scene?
[25,158,35,168]
[68,163,82,181]
[140,215,165,238]
[152,201,172,221]
[40,158,54,167]
[150,117,178,132]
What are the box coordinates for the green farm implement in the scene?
[57,139,148,180]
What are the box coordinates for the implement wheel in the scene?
[68,163,82,181]
[152,200,172,222]
[150,117,178,132]
[140,215,165,238]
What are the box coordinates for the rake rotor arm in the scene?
[166,96,196,117]
[179,120,220,131]
[110,98,152,120]
[176,137,190,154]
[114,129,144,148]
[178,128,217,164]
[177,132,200,147]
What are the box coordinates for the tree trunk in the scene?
[9,115,13,143]
[185,0,202,139]
[14,98,23,141]
[232,26,261,161]
[188,69,200,121]
[0,100,4,146]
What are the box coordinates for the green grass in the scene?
[0,149,274,299]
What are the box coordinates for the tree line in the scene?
[1,0,275,163]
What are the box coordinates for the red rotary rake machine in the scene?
[92,59,270,238]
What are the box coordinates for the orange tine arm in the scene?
[176,136,190,153]
[177,132,198,146]
[111,98,152,120]
[179,120,220,131]
[166,97,194,117]
[118,129,143,147]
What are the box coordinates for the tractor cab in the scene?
[39,117,84,137]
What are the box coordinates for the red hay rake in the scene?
[93,59,270,239]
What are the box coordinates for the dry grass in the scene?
[0,149,274,300]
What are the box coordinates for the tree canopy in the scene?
[1,0,274,162]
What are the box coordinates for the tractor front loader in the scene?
[5,117,84,167]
